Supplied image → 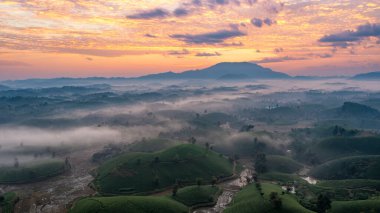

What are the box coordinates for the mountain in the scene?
[329,102,380,118]
[351,72,380,80]
[138,62,290,80]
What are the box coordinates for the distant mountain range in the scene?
[2,63,379,85]
[351,72,380,80]
[137,62,290,80]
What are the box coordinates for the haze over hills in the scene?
[351,72,380,80]
[138,62,290,80]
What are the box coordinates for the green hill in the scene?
[94,144,233,194]
[0,159,67,184]
[173,185,221,206]
[329,198,380,213]
[310,137,380,162]
[267,155,303,174]
[310,155,380,180]
[224,183,314,213]
[69,196,188,213]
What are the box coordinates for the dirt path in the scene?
[0,145,102,213]
[193,161,254,213]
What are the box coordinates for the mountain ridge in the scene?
[137,62,290,80]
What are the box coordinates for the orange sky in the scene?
[0,0,380,79]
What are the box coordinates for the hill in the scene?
[308,136,380,162]
[337,102,379,117]
[310,155,380,180]
[138,62,290,80]
[0,159,67,184]
[93,144,234,194]
[69,196,188,213]
[330,199,380,213]
[173,185,221,206]
[351,72,380,80]
[266,155,303,174]
[224,183,314,213]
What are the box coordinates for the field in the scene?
[94,144,234,194]
[329,198,380,213]
[69,196,188,213]
[310,155,380,180]
[224,183,314,213]
[0,159,67,184]
[266,155,303,174]
[310,137,380,162]
[259,172,306,184]
[318,179,380,190]
[172,185,221,206]
[0,192,18,213]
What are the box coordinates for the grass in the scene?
[224,183,314,213]
[224,184,271,213]
[172,185,221,206]
[310,137,380,162]
[329,198,380,213]
[310,155,380,180]
[0,159,67,184]
[266,155,303,174]
[69,196,188,213]
[261,183,314,213]
[0,192,18,213]
[94,144,233,194]
[260,172,307,184]
[318,179,380,190]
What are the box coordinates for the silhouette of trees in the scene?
[211,176,217,187]
[196,178,203,187]
[254,152,267,173]
[172,184,179,196]
[316,194,331,213]
[269,192,282,209]
[188,137,196,144]
[14,157,19,168]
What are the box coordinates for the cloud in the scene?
[251,18,263,28]
[170,28,246,44]
[174,8,190,17]
[251,56,307,63]
[263,18,275,26]
[251,18,275,28]
[144,33,158,38]
[127,8,170,19]
[319,23,380,47]
[0,60,29,66]
[274,48,283,53]
[167,49,191,55]
[195,51,222,57]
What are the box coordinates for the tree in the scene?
[188,137,197,144]
[269,192,282,209]
[154,156,160,163]
[196,178,203,187]
[211,176,217,187]
[205,142,210,150]
[153,175,160,187]
[254,152,267,173]
[14,157,19,168]
[316,194,331,213]
[172,184,179,196]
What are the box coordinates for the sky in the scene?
[0,0,379,79]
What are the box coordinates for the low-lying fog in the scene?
[1,79,379,166]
